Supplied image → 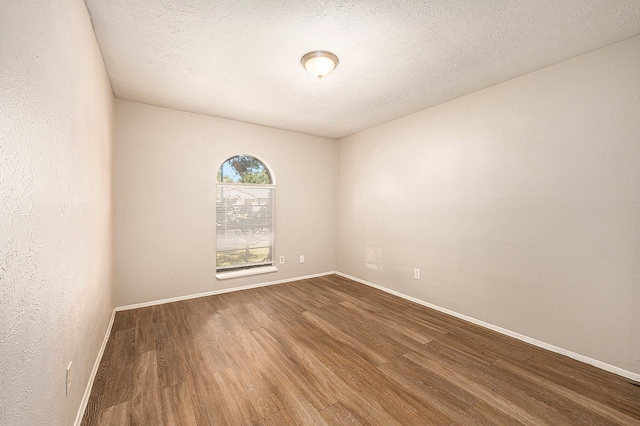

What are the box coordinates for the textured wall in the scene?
[337,35,640,375]
[114,100,336,306]
[85,0,640,139]
[0,0,114,425]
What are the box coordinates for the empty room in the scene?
[2,0,640,425]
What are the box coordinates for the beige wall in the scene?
[114,100,337,306]
[0,0,114,425]
[1,4,637,425]
[337,36,640,375]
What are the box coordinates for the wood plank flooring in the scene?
[82,274,640,425]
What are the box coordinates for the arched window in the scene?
[216,155,275,277]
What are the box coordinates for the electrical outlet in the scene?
[299,255,305,263]
[279,255,285,264]
[66,361,72,395]
[414,268,421,279]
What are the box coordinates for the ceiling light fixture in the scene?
[301,50,339,79]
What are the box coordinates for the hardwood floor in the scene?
[82,274,640,425]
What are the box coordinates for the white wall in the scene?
[337,35,640,376]
[114,100,337,306]
[0,0,114,425]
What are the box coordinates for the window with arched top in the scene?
[216,155,275,277]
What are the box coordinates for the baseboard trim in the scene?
[96,270,639,384]
[116,271,337,311]
[74,308,116,426]
[336,272,640,383]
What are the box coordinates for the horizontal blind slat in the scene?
[216,184,274,270]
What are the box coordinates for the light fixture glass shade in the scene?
[301,51,339,79]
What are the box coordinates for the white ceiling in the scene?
[85,0,640,139]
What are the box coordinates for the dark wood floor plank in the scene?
[314,279,368,305]
[319,299,369,326]
[302,340,409,425]
[100,328,135,409]
[150,321,172,351]
[251,326,339,411]
[309,335,433,425]
[492,358,640,425]
[156,340,190,389]
[218,325,283,419]
[161,381,198,426]
[359,292,426,315]
[375,359,466,425]
[277,280,330,310]
[241,287,280,315]
[204,291,231,311]
[416,343,502,392]
[130,350,163,426]
[213,367,262,424]
[525,353,640,418]
[426,337,500,373]
[271,287,311,315]
[161,302,195,342]
[111,310,135,332]
[259,409,297,426]
[402,302,470,330]
[283,337,401,426]
[181,296,215,318]
[83,274,640,426]
[452,400,531,426]
[359,318,430,355]
[244,302,278,329]
[383,353,482,408]
[224,302,261,331]
[312,302,366,331]
[234,362,282,420]
[448,323,533,362]
[96,401,130,426]
[405,350,548,425]
[491,380,594,426]
[189,307,228,336]
[335,302,435,354]
[238,330,330,425]
[430,332,500,365]
[269,309,330,341]
[481,352,638,425]
[320,402,364,425]
[133,307,155,354]
[81,331,122,426]
[363,303,444,344]
[343,323,409,360]
[299,279,346,306]
[300,310,389,365]
[182,336,229,376]
[331,275,379,297]
[181,339,228,425]
[392,308,451,336]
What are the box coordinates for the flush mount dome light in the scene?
[301,50,339,79]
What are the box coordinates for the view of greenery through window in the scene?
[217,155,271,184]
[216,156,274,270]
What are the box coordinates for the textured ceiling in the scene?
[85,0,640,139]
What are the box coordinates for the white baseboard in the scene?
[84,269,638,403]
[74,308,116,426]
[336,272,640,383]
[116,271,336,311]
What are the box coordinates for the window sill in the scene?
[216,266,278,280]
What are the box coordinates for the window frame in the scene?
[215,154,277,280]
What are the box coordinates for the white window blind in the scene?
[216,184,274,271]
